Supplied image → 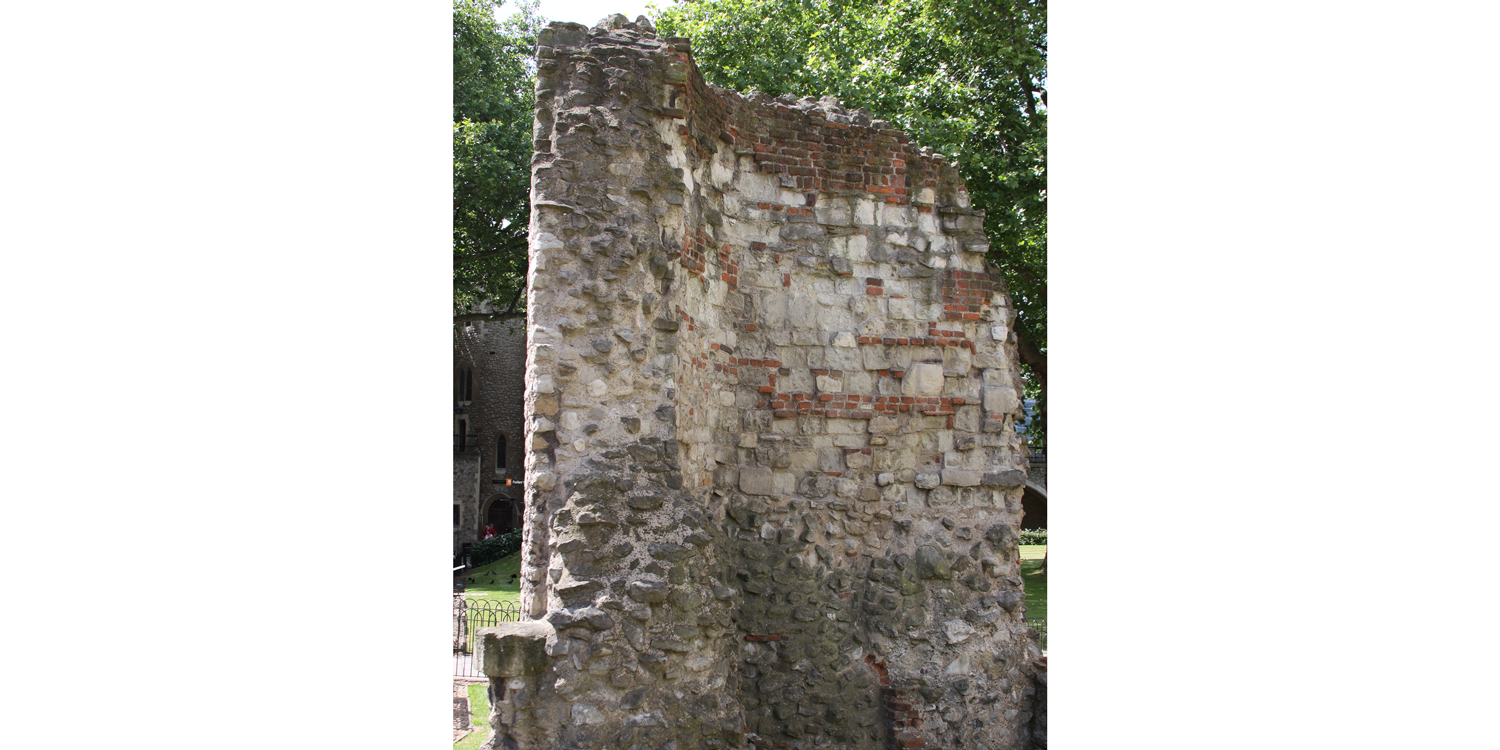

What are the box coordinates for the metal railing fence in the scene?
[453,598,523,677]
[1027,618,1048,651]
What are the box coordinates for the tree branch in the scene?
[454,234,527,266]
[453,282,528,324]
[1014,326,1047,390]
[454,310,526,323]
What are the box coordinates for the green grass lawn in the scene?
[461,553,522,604]
[1019,544,1047,621]
[454,683,491,749]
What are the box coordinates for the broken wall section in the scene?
[503,13,1041,750]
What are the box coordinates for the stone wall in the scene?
[486,14,1042,750]
[455,320,529,550]
[454,452,480,552]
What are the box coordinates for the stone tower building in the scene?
[454,319,529,554]
[480,14,1044,750]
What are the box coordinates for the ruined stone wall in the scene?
[489,14,1041,750]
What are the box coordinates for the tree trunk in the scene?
[1014,325,1047,440]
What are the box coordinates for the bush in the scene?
[1019,528,1047,545]
[471,530,523,566]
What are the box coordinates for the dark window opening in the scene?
[496,434,507,470]
[455,367,474,403]
[453,505,460,526]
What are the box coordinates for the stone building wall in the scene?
[455,320,529,551]
[486,14,1042,750]
[1026,460,1046,492]
[454,452,480,553]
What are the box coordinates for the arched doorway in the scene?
[483,494,521,534]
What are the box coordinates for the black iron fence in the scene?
[1027,618,1048,651]
[453,598,523,678]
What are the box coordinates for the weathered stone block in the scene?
[648,542,694,562]
[545,606,613,631]
[780,223,825,240]
[982,469,1027,488]
[819,447,844,472]
[915,545,952,580]
[903,363,945,396]
[941,469,982,487]
[739,467,774,495]
[476,621,551,679]
[861,345,892,370]
[942,345,971,375]
[983,386,1020,415]
[531,471,557,491]
[788,294,817,329]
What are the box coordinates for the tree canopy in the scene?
[453,0,543,321]
[451,0,1046,441]
[656,0,1047,441]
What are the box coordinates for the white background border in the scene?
[3,1,1498,747]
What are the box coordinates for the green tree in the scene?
[453,0,545,322]
[655,0,1047,440]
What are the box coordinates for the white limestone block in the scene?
[888,298,914,320]
[903,363,945,396]
[983,386,1020,415]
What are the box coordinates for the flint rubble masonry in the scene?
[480,13,1043,750]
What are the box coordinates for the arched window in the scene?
[495,434,507,470]
[455,366,474,405]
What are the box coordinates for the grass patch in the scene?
[462,553,522,604]
[1019,544,1047,622]
[454,684,491,749]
